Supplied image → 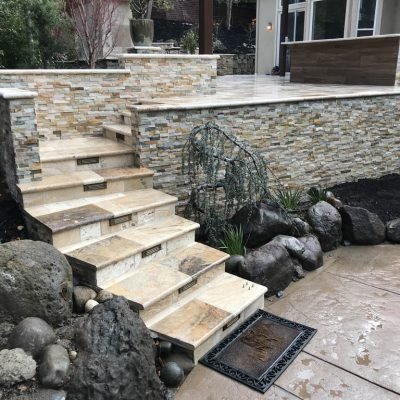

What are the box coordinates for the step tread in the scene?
[26,189,176,234]
[103,123,131,136]
[63,215,199,269]
[104,243,229,309]
[40,137,133,162]
[148,273,268,349]
[18,167,153,194]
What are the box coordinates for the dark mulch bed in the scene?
[0,173,28,244]
[330,174,400,224]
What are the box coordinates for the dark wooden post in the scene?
[199,0,213,54]
[279,0,289,76]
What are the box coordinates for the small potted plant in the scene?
[129,0,175,47]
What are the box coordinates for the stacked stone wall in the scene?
[217,54,255,76]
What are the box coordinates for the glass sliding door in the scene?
[311,0,347,40]
[357,0,377,36]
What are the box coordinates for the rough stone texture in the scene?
[0,348,37,385]
[230,201,292,248]
[0,322,15,350]
[130,95,400,210]
[39,345,70,389]
[291,218,312,237]
[217,54,255,76]
[386,219,400,243]
[8,389,67,400]
[237,242,295,296]
[8,317,56,358]
[296,235,324,271]
[341,205,386,245]
[0,240,73,325]
[308,201,342,252]
[73,286,97,313]
[67,297,166,400]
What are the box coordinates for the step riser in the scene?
[71,230,196,288]
[22,176,154,207]
[41,154,136,176]
[122,115,131,126]
[104,130,135,148]
[169,295,265,364]
[140,263,226,322]
[51,203,176,248]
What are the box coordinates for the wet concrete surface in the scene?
[176,245,400,399]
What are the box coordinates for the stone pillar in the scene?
[0,88,41,203]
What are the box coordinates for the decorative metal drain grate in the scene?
[200,309,317,393]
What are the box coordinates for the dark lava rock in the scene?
[225,255,245,274]
[0,240,73,326]
[8,317,56,358]
[163,352,194,375]
[307,201,342,251]
[9,389,67,400]
[231,200,292,248]
[270,235,305,258]
[296,235,324,271]
[159,362,184,388]
[39,345,70,389]
[237,242,295,296]
[386,219,400,243]
[67,297,166,400]
[0,321,15,350]
[73,286,97,313]
[340,206,386,245]
[291,218,312,237]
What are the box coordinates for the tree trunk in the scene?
[226,0,233,30]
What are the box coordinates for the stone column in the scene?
[0,88,41,203]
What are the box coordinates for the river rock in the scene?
[39,345,70,388]
[307,201,342,251]
[67,297,166,400]
[163,352,194,375]
[340,206,386,245]
[230,200,292,248]
[386,219,400,243]
[73,286,97,313]
[0,348,36,385]
[237,242,295,296]
[296,235,324,271]
[0,240,73,325]
[8,317,56,358]
[96,290,113,303]
[159,362,184,388]
[225,255,245,274]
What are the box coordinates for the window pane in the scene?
[358,0,376,29]
[357,29,374,37]
[281,0,305,6]
[312,0,347,40]
[288,12,295,41]
[296,11,305,41]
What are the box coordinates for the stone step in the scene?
[147,272,267,363]
[18,167,154,207]
[120,110,131,126]
[103,123,134,147]
[24,189,177,248]
[104,242,230,321]
[39,137,136,176]
[62,215,199,288]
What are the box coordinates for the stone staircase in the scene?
[18,113,267,363]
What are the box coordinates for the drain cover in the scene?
[200,309,317,393]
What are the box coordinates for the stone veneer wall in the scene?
[217,54,255,76]
[131,95,400,208]
[0,55,218,140]
[0,89,41,198]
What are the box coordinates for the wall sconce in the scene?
[266,22,273,32]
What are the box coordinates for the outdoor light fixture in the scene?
[266,22,273,31]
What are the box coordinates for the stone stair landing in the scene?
[20,133,267,363]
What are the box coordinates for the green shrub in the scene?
[181,30,198,54]
[219,225,247,256]
[274,186,303,211]
[308,186,328,204]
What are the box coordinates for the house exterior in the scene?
[256,0,400,74]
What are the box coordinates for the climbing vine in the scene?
[182,122,273,244]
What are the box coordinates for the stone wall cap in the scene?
[119,54,220,60]
[0,88,38,99]
[0,69,130,75]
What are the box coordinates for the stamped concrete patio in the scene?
[176,245,400,399]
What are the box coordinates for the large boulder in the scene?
[0,348,37,386]
[231,200,292,248]
[340,206,386,245]
[67,297,166,400]
[8,317,56,358]
[307,201,342,251]
[270,235,305,258]
[296,235,324,271]
[237,242,295,296]
[386,219,400,243]
[0,240,73,326]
